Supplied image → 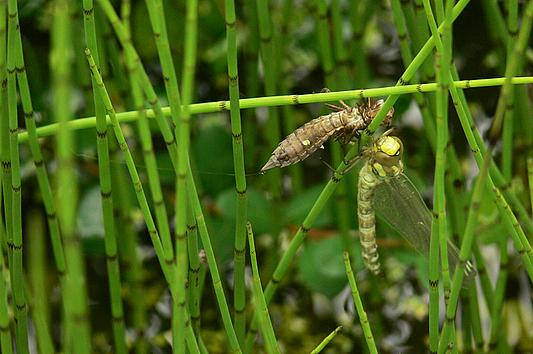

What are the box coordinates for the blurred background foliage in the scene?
[9,0,533,353]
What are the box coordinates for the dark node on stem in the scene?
[106,253,118,262]
[218,101,228,111]
[291,95,300,105]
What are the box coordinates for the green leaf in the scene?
[298,235,346,298]
[285,183,334,228]
[212,187,274,263]
[191,124,235,197]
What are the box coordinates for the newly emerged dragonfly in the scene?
[261,99,394,171]
[357,133,476,281]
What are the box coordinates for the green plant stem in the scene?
[489,0,533,141]
[343,252,377,354]
[6,0,28,350]
[27,211,54,353]
[111,165,148,354]
[143,0,192,348]
[187,204,204,349]
[123,25,173,285]
[314,0,353,262]
[256,0,282,200]
[422,1,452,350]
[242,0,260,171]
[527,155,533,214]
[402,0,533,280]
[247,222,280,354]
[488,237,508,350]
[244,2,473,347]
[0,232,13,354]
[348,1,375,85]
[186,161,242,353]
[18,76,533,144]
[96,0,182,239]
[83,0,127,351]
[85,48,174,285]
[52,1,91,353]
[310,326,342,354]
[0,1,12,350]
[12,0,67,298]
[438,150,490,353]
[225,0,248,346]
[499,0,518,179]
[86,49,201,353]
[276,0,303,194]
[481,0,507,63]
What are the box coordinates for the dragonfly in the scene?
[357,132,476,281]
[261,99,394,171]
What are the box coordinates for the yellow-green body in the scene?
[357,136,403,275]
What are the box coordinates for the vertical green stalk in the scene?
[242,0,260,171]
[178,0,199,350]
[247,222,279,354]
[490,0,533,141]
[391,0,438,147]
[445,70,533,279]
[437,150,490,353]
[52,0,91,352]
[187,163,242,353]
[12,0,68,297]
[488,238,508,351]
[467,275,485,348]
[527,155,533,214]
[83,0,127,351]
[411,0,437,86]
[276,0,303,194]
[245,4,475,346]
[481,0,508,65]
[112,166,148,354]
[313,0,352,259]
[348,1,374,85]
[0,218,12,354]
[86,52,200,354]
[115,2,166,344]
[144,0,192,347]
[6,0,28,350]
[422,0,451,350]
[97,0,181,198]
[84,48,175,290]
[0,8,12,353]
[256,0,282,200]
[186,205,206,353]
[27,211,53,353]
[500,0,518,178]
[225,0,248,346]
[143,0,184,265]
[343,252,377,354]
[329,0,357,257]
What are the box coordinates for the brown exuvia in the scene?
[261,99,394,171]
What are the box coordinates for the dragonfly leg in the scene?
[339,100,351,110]
[326,103,344,112]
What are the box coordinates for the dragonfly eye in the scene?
[374,136,403,157]
[371,136,404,175]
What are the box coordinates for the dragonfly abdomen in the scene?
[261,112,346,171]
[358,163,382,276]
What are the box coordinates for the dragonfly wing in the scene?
[373,174,475,281]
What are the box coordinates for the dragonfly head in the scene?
[371,135,404,177]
